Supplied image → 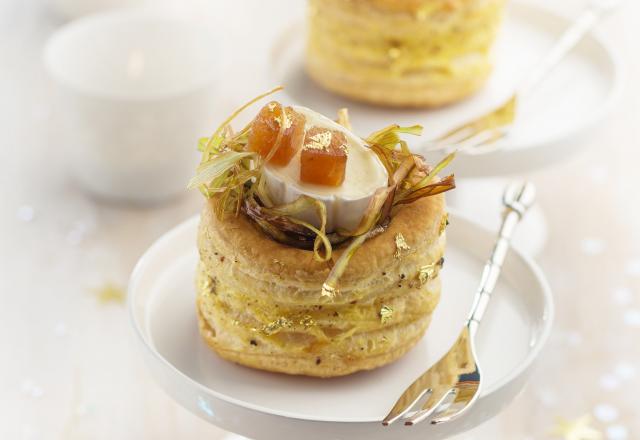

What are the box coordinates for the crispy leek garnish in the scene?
[321,124,455,298]
[190,88,455,297]
[244,192,332,262]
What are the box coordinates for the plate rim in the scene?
[128,209,554,424]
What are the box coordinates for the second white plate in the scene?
[129,211,553,440]
[269,1,621,177]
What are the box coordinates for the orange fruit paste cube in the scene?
[247,101,306,166]
[300,127,348,187]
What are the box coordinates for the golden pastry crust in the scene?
[306,59,491,108]
[197,298,436,377]
[195,196,448,377]
[199,195,446,288]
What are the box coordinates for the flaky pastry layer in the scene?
[196,196,448,376]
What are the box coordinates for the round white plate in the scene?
[269,1,621,177]
[129,211,553,440]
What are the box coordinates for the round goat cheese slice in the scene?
[263,105,389,233]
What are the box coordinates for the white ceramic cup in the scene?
[44,10,219,203]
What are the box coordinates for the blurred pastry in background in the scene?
[306,0,506,108]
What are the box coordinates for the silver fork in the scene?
[425,0,623,155]
[382,181,536,427]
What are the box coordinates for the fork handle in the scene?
[465,183,535,333]
[518,2,619,98]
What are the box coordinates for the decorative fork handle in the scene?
[518,0,622,98]
[465,182,536,334]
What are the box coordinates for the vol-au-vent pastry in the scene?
[306,0,506,107]
[189,88,456,377]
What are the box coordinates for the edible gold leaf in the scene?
[299,315,316,329]
[418,258,444,286]
[394,232,411,259]
[380,305,394,324]
[439,213,449,235]
[305,130,332,151]
[262,317,293,336]
[551,415,602,440]
[388,47,401,60]
[198,274,214,293]
[95,283,126,305]
[274,108,292,130]
[415,7,428,21]
[321,283,338,298]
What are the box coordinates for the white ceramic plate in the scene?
[269,1,621,177]
[129,211,553,440]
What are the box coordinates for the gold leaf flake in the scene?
[417,257,444,286]
[321,283,338,298]
[271,104,292,130]
[417,268,433,286]
[198,274,214,293]
[305,130,333,151]
[439,213,449,235]
[262,317,293,336]
[551,415,602,440]
[388,47,401,59]
[299,315,316,329]
[380,305,394,324]
[95,283,125,304]
[394,232,411,259]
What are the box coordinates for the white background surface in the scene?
[1,0,639,439]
